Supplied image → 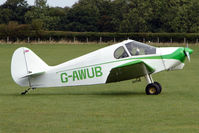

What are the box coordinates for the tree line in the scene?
[0,0,199,34]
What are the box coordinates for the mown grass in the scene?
[0,43,199,133]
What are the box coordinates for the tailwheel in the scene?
[145,83,161,95]
[21,88,31,95]
[21,88,36,95]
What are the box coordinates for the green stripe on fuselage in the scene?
[161,47,186,63]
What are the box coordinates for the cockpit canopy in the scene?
[114,40,156,59]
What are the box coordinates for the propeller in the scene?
[186,43,190,62]
[186,51,190,62]
[184,42,193,62]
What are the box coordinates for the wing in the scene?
[106,60,155,83]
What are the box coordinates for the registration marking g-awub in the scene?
[11,39,193,95]
[60,66,103,83]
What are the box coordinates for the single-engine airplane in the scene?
[11,40,193,95]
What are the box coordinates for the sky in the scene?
[0,0,79,7]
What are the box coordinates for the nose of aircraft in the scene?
[161,47,193,63]
[184,47,193,62]
[184,47,193,55]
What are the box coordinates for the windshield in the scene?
[125,41,156,56]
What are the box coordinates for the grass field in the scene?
[0,43,199,133]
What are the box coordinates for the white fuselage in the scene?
[27,40,183,88]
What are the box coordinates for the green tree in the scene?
[95,0,115,32]
[0,8,12,24]
[24,0,47,29]
[31,19,43,31]
[158,0,183,32]
[0,0,29,24]
[110,0,130,32]
[34,0,47,8]
[119,0,152,32]
[147,0,164,32]
[47,7,67,30]
[25,0,66,30]
[0,0,198,33]
[183,0,199,32]
[65,0,100,32]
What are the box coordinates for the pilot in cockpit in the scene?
[135,47,140,55]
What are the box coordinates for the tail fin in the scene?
[11,47,49,87]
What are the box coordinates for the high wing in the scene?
[106,60,155,83]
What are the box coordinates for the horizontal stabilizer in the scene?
[21,71,45,78]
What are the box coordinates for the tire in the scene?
[145,83,160,95]
[154,82,162,94]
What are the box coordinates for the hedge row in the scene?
[0,30,199,43]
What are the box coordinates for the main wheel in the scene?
[145,83,161,95]
[154,82,162,94]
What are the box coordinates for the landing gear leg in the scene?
[21,88,36,95]
[145,74,153,84]
[145,74,162,95]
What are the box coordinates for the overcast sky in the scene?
[0,0,79,7]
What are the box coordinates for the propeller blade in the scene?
[186,51,190,62]
[184,47,193,62]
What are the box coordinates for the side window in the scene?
[114,46,129,59]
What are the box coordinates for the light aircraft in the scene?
[11,40,193,95]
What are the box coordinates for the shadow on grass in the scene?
[0,91,145,97]
[33,91,145,96]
